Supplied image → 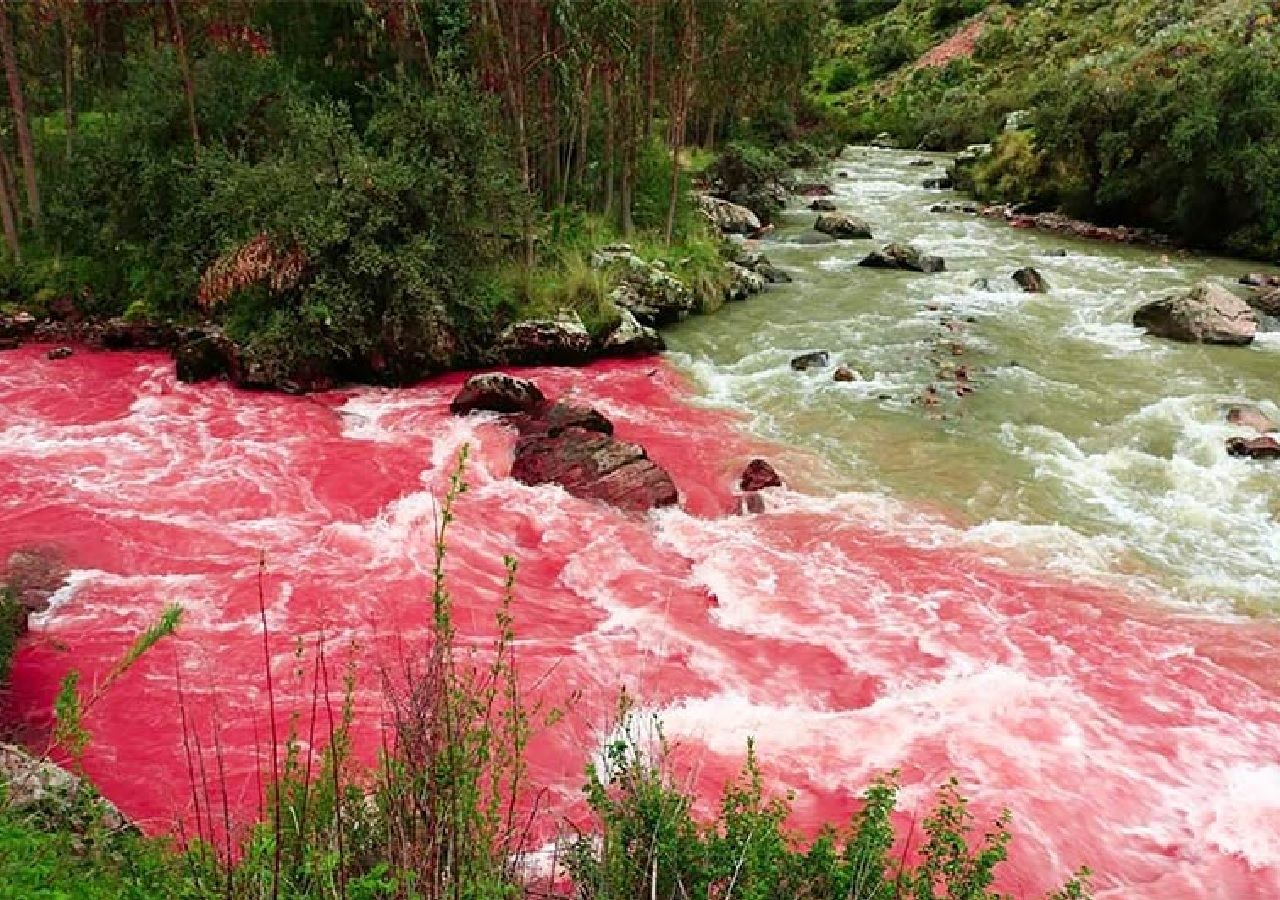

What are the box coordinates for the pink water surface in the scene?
[2,346,1279,899]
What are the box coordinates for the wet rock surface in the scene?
[451,377,678,513]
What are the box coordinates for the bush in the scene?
[569,708,1095,900]
[865,22,920,77]
[826,60,861,94]
[0,588,21,686]
[930,0,987,31]
[972,130,1048,205]
[834,0,900,26]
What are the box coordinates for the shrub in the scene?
[865,22,920,78]
[972,130,1048,205]
[930,0,988,31]
[827,60,861,94]
[0,588,21,687]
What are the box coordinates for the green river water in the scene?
[666,148,1280,616]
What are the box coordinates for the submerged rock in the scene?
[809,198,839,212]
[790,350,830,371]
[833,365,860,382]
[45,346,73,360]
[794,230,837,246]
[1133,282,1257,345]
[859,243,945,274]
[923,176,954,190]
[814,212,873,240]
[739,458,783,491]
[1012,267,1049,293]
[450,373,545,416]
[794,182,834,197]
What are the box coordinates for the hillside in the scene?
[819,0,1280,259]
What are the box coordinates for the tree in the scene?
[0,0,39,231]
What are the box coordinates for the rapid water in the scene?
[2,150,1279,898]
[670,148,1280,615]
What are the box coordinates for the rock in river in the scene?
[450,373,546,415]
[1133,282,1256,345]
[814,213,873,240]
[790,350,830,371]
[1228,406,1278,434]
[739,459,783,491]
[450,378,678,513]
[1012,267,1049,293]
[1227,435,1280,459]
[859,243,945,274]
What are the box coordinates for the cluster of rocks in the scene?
[449,372,793,515]
[450,373,678,513]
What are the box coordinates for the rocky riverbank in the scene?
[0,197,787,394]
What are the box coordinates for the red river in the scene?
[2,346,1280,898]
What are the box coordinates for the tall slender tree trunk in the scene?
[60,6,76,159]
[619,78,635,238]
[644,0,658,139]
[664,0,696,246]
[163,0,200,153]
[602,71,615,220]
[483,0,535,266]
[572,64,593,198]
[0,0,39,231]
[0,142,20,260]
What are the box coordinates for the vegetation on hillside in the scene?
[0,454,1094,900]
[819,0,1280,258]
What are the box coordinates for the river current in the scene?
[2,149,1279,898]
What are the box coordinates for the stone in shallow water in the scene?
[739,459,782,491]
[790,350,830,371]
[1012,266,1049,293]
[1133,282,1256,345]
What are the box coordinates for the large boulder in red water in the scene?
[450,373,546,416]
[511,427,678,513]
[739,459,782,491]
[453,378,678,512]
[517,400,613,437]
